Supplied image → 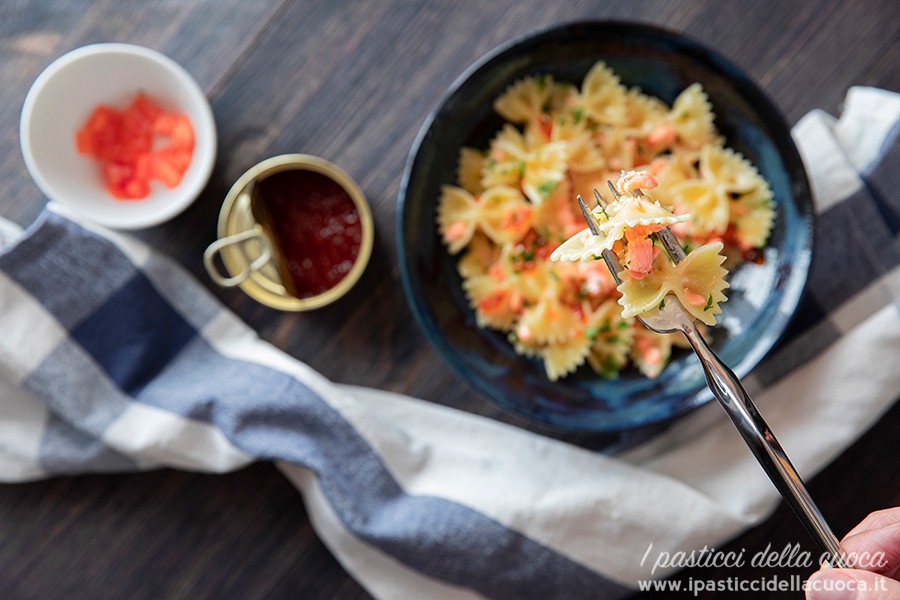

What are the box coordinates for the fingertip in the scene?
[807,570,858,600]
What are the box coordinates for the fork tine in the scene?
[592,188,609,218]
[656,228,687,264]
[576,195,603,236]
[600,249,624,286]
[606,180,621,200]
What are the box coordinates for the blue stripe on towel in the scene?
[129,335,630,598]
[39,414,136,474]
[0,215,139,330]
[12,213,630,600]
[863,122,900,236]
[752,130,900,384]
[72,272,196,397]
[806,186,900,313]
[24,340,133,433]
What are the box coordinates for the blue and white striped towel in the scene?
[1,87,898,599]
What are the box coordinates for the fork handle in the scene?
[682,326,849,568]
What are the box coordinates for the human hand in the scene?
[806,507,900,599]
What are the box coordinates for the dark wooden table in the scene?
[1,1,898,598]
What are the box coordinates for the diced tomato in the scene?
[156,146,192,172]
[122,110,152,142]
[86,106,121,134]
[103,161,134,187]
[106,183,128,200]
[153,113,177,136]
[75,92,195,200]
[118,134,151,160]
[75,127,96,154]
[129,93,162,123]
[134,153,152,181]
[150,153,183,188]
[122,178,150,199]
[169,115,195,150]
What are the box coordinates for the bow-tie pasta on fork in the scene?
[436,61,774,382]
[551,172,730,326]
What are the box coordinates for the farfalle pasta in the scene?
[614,239,730,326]
[437,61,775,381]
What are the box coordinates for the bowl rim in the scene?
[19,42,218,230]
[396,20,814,433]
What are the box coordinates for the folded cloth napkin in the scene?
[1,87,898,599]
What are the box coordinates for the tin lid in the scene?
[216,154,374,311]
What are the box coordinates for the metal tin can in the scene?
[206,154,373,311]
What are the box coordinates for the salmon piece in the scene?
[647,125,677,147]
[649,157,669,175]
[626,236,655,279]
[616,170,659,195]
[682,287,707,306]
[478,290,508,313]
[636,335,663,365]
[499,205,533,237]
[624,224,664,280]
[444,221,468,242]
[509,290,524,312]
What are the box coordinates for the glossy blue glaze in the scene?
[397,22,814,433]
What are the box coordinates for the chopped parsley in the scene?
[521,249,535,262]
[548,270,560,282]
[585,325,601,342]
[658,298,666,311]
[537,180,559,198]
[617,320,629,330]
[596,355,621,380]
[517,160,526,174]
[703,294,714,311]
[485,157,497,169]
[571,107,584,124]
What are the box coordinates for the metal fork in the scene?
[578,185,848,567]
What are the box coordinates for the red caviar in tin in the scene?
[257,170,363,299]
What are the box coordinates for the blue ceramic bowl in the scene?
[397,21,813,433]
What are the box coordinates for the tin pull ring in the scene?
[204,228,273,288]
